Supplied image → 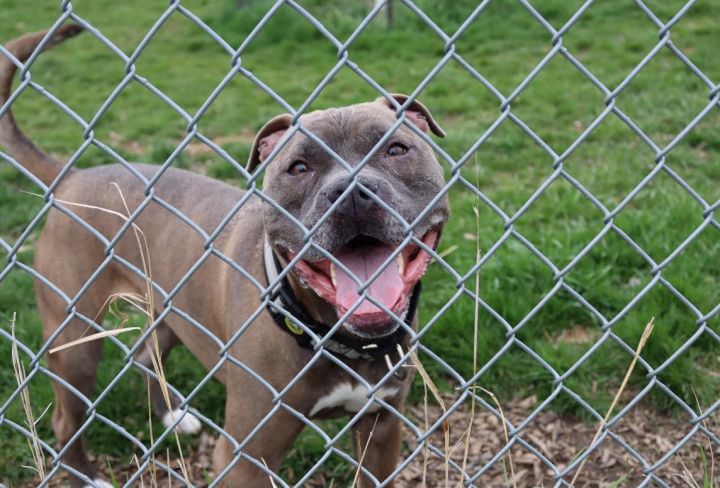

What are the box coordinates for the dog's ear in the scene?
[375,93,445,138]
[247,114,293,173]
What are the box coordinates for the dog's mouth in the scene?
[281,229,441,336]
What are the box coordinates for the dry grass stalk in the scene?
[672,388,717,488]
[436,244,458,260]
[166,449,172,488]
[33,184,193,485]
[147,329,191,484]
[570,317,655,486]
[458,206,482,487]
[352,413,381,488]
[478,386,517,488]
[408,350,447,428]
[131,453,147,488]
[48,327,141,354]
[146,376,159,488]
[421,366,430,487]
[47,288,143,355]
[674,454,701,488]
[103,292,153,319]
[261,458,279,488]
[408,349,451,486]
[120,185,192,484]
[25,188,150,346]
[692,388,715,486]
[10,312,48,479]
[111,183,192,486]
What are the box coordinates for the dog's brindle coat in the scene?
[0,26,449,487]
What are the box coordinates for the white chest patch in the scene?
[310,382,399,417]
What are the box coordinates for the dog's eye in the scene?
[387,143,408,157]
[288,161,310,175]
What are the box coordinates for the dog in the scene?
[0,25,449,487]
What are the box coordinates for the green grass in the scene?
[1,0,719,484]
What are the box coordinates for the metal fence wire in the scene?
[1,0,719,487]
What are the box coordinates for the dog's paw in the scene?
[83,479,114,488]
[162,409,202,435]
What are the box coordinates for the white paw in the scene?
[84,479,114,488]
[162,408,202,435]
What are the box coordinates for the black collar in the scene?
[263,239,421,361]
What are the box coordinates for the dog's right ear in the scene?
[246,114,292,173]
[375,93,445,138]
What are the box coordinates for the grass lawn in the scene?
[1,0,719,485]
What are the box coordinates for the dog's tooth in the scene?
[330,262,337,286]
[397,254,405,275]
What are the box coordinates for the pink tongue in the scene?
[334,244,403,316]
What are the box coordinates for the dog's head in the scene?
[248,94,449,338]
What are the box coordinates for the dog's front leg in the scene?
[353,410,403,487]
[212,388,304,487]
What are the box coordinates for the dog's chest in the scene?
[309,382,399,417]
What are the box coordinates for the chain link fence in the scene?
[1,0,719,486]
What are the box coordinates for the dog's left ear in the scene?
[375,93,445,138]
[247,114,293,173]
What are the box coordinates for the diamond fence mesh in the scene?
[1,0,719,487]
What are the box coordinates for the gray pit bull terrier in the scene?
[0,26,449,487]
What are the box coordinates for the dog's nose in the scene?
[327,178,379,219]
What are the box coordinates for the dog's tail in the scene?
[0,24,83,185]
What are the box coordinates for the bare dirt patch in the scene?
[25,397,719,487]
[398,397,719,487]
